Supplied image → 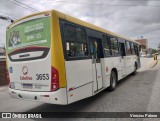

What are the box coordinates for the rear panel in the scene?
[6,13,52,92]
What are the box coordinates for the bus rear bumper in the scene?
[9,88,67,105]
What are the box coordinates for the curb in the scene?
[149,60,158,68]
[0,88,7,92]
[0,85,8,92]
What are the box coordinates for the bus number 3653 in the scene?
[36,74,49,80]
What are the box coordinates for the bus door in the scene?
[89,37,103,92]
[119,42,126,77]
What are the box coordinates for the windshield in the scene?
[6,16,51,61]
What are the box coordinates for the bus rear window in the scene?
[8,46,49,62]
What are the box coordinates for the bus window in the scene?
[126,41,131,55]
[109,36,119,56]
[119,42,126,56]
[89,37,101,63]
[130,42,135,55]
[102,35,111,57]
[111,46,119,56]
[76,27,86,43]
[64,24,88,58]
[64,24,76,42]
[66,42,87,57]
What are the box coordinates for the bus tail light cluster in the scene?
[51,67,59,91]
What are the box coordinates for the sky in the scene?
[0,0,160,49]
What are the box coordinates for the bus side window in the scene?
[102,35,111,57]
[109,36,119,56]
[126,41,131,55]
[130,42,135,55]
[64,23,88,58]
[119,42,126,57]
[64,24,76,42]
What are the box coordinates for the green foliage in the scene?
[152,48,158,54]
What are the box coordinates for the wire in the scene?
[27,0,160,4]
[27,0,160,7]
[7,0,38,12]
[55,0,160,7]
[14,0,39,12]
[0,11,19,20]
[7,0,35,12]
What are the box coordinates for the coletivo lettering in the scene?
[20,76,32,80]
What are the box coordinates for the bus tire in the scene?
[132,63,137,75]
[108,71,117,91]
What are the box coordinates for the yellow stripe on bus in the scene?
[51,11,66,88]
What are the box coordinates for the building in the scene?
[135,39,148,55]
[135,39,148,50]
[0,55,8,85]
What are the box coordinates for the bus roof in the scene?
[7,9,139,45]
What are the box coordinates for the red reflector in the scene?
[51,67,59,91]
[69,94,73,97]
[69,88,74,91]
[44,13,50,16]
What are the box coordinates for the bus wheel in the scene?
[108,71,117,91]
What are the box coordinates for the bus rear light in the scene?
[51,67,59,91]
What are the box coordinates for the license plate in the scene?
[23,84,33,89]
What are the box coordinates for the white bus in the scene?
[6,10,140,105]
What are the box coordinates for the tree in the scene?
[152,49,157,54]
